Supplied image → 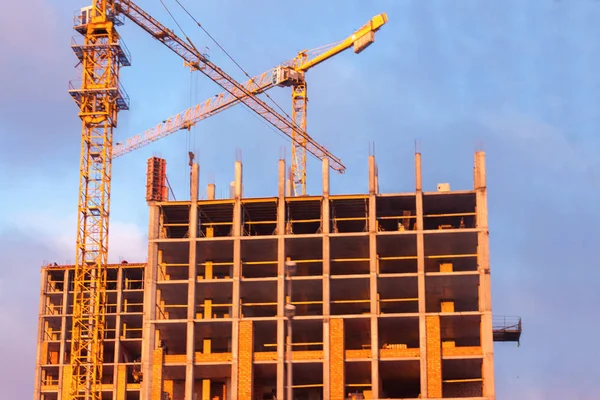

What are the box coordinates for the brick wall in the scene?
[151,348,164,400]
[345,349,371,359]
[195,352,233,363]
[116,365,127,400]
[442,346,482,357]
[293,350,324,361]
[164,379,173,399]
[61,365,72,399]
[379,348,420,358]
[442,381,483,397]
[426,315,442,397]
[254,351,277,361]
[238,320,253,400]
[329,318,345,400]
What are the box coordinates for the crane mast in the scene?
[68,1,129,399]
[291,53,309,195]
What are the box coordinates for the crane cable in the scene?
[157,0,295,154]
[172,0,296,125]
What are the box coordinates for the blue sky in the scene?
[1,0,599,398]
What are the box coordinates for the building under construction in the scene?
[34,151,521,400]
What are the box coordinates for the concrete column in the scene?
[207,183,216,200]
[368,155,379,398]
[415,152,428,398]
[186,163,200,400]
[321,158,331,400]
[286,166,292,197]
[231,161,243,398]
[276,159,286,400]
[141,202,161,399]
[113,266,125,399]
[475,151,495,399]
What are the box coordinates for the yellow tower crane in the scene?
[67,1,343,399]
[113,13,388,195]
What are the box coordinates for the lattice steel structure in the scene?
[68,2,130,398]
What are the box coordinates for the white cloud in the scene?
[9,210,147,264]
[478,107,598,177]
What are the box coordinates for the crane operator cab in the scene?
[271,66,305,87]
[79,6,93,27]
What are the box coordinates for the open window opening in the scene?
[423,192,476,231]
[331,278,370,316]
[160,204,190,239]
[378,276,418,314]
[198,202,234,238]
[375,195,417,232]
[242,199,278,236]
[285,198,322,235]
[330,197,369,233]
[379,360,421,398]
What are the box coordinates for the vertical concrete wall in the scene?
[415,152,429,398]
[186,163,199,399]
[475,151,495,399]
[368,155,380,398]
[231,160,243,397]
[142,201,160,398]
[322,158,331,400]
[276,159,286,399]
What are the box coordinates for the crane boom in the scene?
[113,69,276,157]
[112,13,388,168]
[116,0,345,172]
[295,13,388,71]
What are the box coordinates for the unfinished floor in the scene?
[34,151,520,400]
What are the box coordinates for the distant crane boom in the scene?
[116,0,345,171]
[113,13,389,194]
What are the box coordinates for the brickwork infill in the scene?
[238,320,253,400]
[116,365,127,400]
[329,318,345,400]
[62,365,72,399]
[426,315,442,397]
[443,381,482,397]
[151,348,164,400]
